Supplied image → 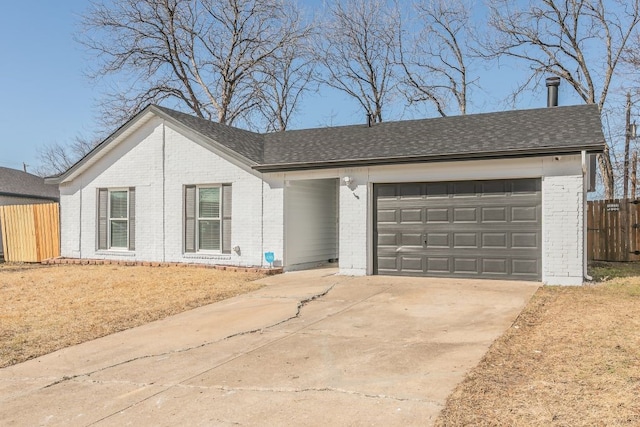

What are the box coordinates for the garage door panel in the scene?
[454,258,479,273]
[480,180,509,195]
[512,259,539,275]
[427,257,450,272]
[453,207,477,222]
[377,233,398,246]
[376,184,398,199]
[377,256,398,271]
[400,256,423,272]
[374,179,541,280]
[481,206,507,222]
[512,206,538,221]
[426,208,449,222]
[482,233,507,248]
[512,232,538,248]
[425,233,449,247]
[401,233,423,246]
[399,183,423,198]
[512,179,541,193]
[453,233,478,248]
[452,181,477,197]
[482,258,508,274]
[426,182,449,197]
[400,208,422,223]
[377,209,398,223]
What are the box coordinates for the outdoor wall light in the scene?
[343,176,354,185]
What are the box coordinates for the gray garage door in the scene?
[374,179,541,280]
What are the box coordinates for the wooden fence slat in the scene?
[587,199,640,262]
[0,203,59,262]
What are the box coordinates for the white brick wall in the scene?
[60,117,270,267]
[542,175,584,285]
[163,123,265,266]
[338,176,368,275]
[262,177,285,268]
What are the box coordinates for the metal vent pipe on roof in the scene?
[546,77,561,107]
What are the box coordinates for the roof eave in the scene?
[0,191,59,202]
[253,144,605,173]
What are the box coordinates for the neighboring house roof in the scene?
[47,103,605,182]
[0,167,59,201]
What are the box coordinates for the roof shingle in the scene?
[0,167,59,200]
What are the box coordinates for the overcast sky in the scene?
[0,1,578,174]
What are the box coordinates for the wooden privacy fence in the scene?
[587,199,640,262]
[0,203,60,262]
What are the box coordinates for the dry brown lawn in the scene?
[0,263,265,368]
[436,276,640,426]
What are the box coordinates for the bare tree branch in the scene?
[79,0,311,129]
[481,0,640,198]
[313,0,401,123]
[35,135,100,177]
[398,0,475,117]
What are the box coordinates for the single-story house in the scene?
[0,166,60,258]
[47,101,604,285]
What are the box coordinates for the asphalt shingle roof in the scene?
[0,167,59,200]
[259,104,604,169]
[51,103,605,182]
[154,104,604,171]
[155,106,264,163]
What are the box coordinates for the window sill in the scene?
[96,250,136,257]
[183,253,232,261]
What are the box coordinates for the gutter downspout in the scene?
[261,176,264,268]
[582,150,593,281]
[79,179,82,259]
[162,120,167,262]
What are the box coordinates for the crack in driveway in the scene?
[40,283,337,390]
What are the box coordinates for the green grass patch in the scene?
[588,261,640,282]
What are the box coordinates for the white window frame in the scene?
[108,188,130,250]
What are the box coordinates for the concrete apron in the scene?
[0,269,539,426]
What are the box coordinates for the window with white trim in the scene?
[97,187,135,250]
[185,184,231,253]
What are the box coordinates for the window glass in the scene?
[198,219,220,250]
[199,187,220,219]
[110,191,128,219]
[110,220,128,248]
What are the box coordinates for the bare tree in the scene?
[482,0,640,198]
[313,0,401,123]
[254,23,315,132]
[398,0,474,117]
[35,135,98,177]
[80,0,310,129]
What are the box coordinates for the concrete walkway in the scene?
[0,269,539,426]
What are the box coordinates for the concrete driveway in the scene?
[0,269,539,426]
